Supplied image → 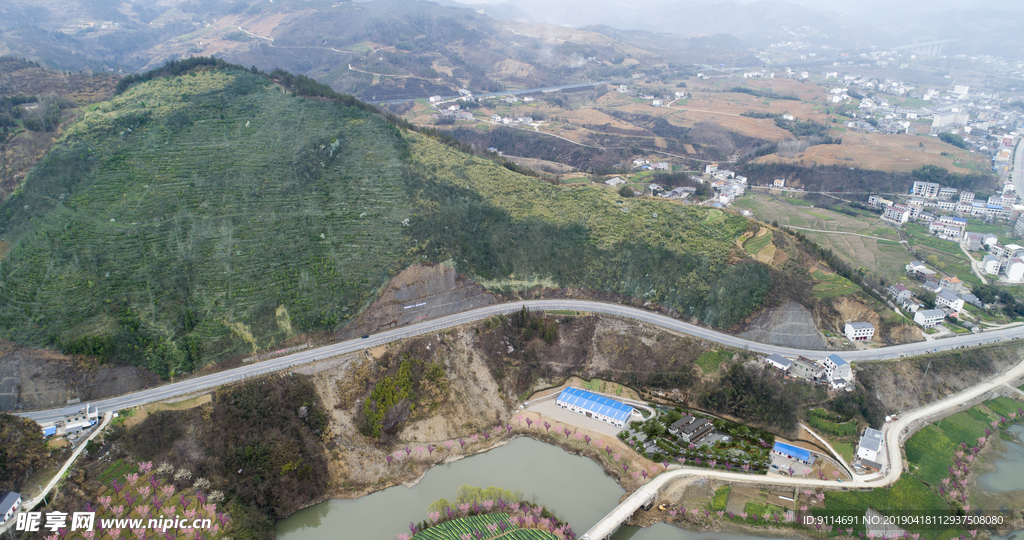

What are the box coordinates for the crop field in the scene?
[0,69,413,374]
[983,397,1022,418]
[500,530,559,540]
[97,458,138,484]
[695,350,731,374]
[903,224,980,286]
[731,194,910,282]
[818,476,954,540]
[810,270,860,298]
[412,513,542,540]
[744,229,773,256]
[753,131,985,174]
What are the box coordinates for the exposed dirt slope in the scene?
[0,341,159,411]
[338,263,496,339]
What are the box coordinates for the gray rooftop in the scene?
[766,354,793,368]
[937,290,960,302]
[846,322,874,330]
[826,354,848,367]
[918,308,945,318]
[0,492,20,514]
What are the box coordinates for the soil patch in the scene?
[0,341,160,411]
[337,263,496,339]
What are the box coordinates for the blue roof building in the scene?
[555,387,635,427]
[772,442,814,464]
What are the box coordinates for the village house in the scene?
[914,309,945,328]
[844,322,875,341]
[888,284,912,303]
[936,290,965,314]
[765,353,793,371]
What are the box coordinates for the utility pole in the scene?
[923,361,931,379]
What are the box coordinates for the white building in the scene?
[844,322,875,341]
[882,204,911,224]
[765,353,793,371]
[912,181,941,198]
[824,354,852,381]
[914,308,945,328]
[0,492,20,525]
[936,290,965,313]
[983,255,1001,275]
[857,428,884,462]
[62,403,99,435]
[1007,258,1024,282]
[888,284,912,303]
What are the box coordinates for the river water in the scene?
[276,437,784,540]
[977,424,1024,493]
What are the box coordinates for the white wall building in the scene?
[914,309,945,328]
[844,322,875,341]
[824,354,852,381]
[857,428,884,462]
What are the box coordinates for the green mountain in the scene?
[0,61,769,377]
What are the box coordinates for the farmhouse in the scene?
[914,309,945,328]
[857,427,884,462]
[843,322,874,341]
[936,289,965,314]
[824,354,852,381]
[790,357,822,381]
[62,403,99,435]
[765,353,793,371]
[0,492,19,525]
[555,387,635,428]
[888,284,912,303]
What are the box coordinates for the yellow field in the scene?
[754,131,988,174]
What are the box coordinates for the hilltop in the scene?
[0,60,794,380]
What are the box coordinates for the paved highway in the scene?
[17,299,1024,425]
[583,350,1024,539]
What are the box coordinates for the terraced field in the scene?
[810,270,860,298]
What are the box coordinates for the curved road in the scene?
[583,351,1024,539]
[16,299,1024,425]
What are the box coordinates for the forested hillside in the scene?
[0,60,776,378]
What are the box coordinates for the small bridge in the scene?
[581,481,659,540]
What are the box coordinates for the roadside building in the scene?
[914,309,945,328]
[824,354,852,381]
[0,492,20,524]
[62,403,99,435]
[843,322,875,341]
[555,387,635,428]
[765,354,793,371]
[857,427,884,462]
[791,357,822,380]
[772,442,815,465]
